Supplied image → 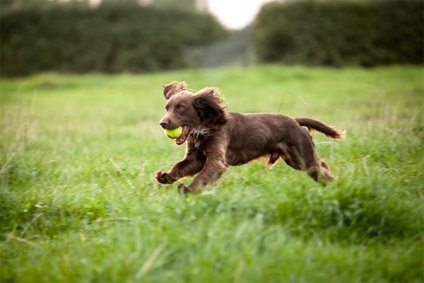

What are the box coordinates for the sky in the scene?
[85,0,273,30]
[206,0,273,30]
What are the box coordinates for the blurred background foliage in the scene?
[0,0,423,76]
[253,0,424,67]
[0,0,227,76]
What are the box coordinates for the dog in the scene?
[155,81,345,194]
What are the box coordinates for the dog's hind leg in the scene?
[278,143,301,170]
[319,159,334,182]
[288,129,333,185]
[304,157,333,185]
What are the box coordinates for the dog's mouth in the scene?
[175,125,190,145]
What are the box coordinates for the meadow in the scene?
[0,65,423,282]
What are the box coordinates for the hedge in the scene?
[0,1,227,76]
[252,0,423,67]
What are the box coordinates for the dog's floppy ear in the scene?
[193,87,227,127]
[163,81,187,100]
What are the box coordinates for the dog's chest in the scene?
[188,128,206,148]
[190,127,209,139]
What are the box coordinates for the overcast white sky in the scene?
[207,0,273,30]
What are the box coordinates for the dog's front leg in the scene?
[155,143,206,185]
[185,158,228,193]
[183,156,228,193]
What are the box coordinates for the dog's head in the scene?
[159,81,227,145]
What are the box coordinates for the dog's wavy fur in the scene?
[156,81,345,194]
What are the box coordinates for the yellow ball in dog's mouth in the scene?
[165,126,183,139]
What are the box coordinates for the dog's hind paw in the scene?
[155,170,175,184]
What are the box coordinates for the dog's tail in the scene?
[296,118,345,139]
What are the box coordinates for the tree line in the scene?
[253,0,423,67]
[1,0,423,76]
[0,1,227,76]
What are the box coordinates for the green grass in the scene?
[0,65,423,283]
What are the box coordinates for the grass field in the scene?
[0,65,423,282]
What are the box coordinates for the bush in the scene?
[0,1,227,76]
[252,0,423,67]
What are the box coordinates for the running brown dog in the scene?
[155,81,345,194]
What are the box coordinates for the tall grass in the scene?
[1,65,423,282]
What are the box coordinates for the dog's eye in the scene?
[177,106,184,111]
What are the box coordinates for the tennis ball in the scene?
[165,126,183,139]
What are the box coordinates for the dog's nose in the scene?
[159,121,168,129]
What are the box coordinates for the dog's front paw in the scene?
[177,184,191,197]
[155,171,175,184]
